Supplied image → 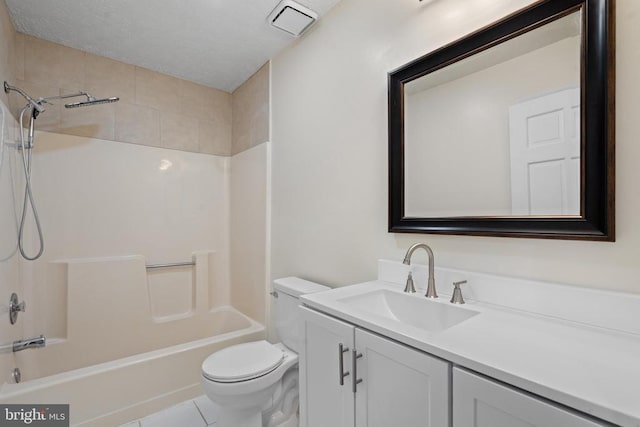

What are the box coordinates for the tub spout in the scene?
[13,335,46,352]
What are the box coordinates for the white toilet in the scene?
[201,277,329,427]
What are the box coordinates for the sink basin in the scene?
[337,290,478,333]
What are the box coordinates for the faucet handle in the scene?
[450,280,467,304]
[9,293,26,325]
[404,272,416,293]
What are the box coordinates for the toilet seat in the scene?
[202,340,285,383]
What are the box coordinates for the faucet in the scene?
[402,243,437,299]
[12,335,46,352]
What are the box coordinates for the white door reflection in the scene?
[509,88,580,216]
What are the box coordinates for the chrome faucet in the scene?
[402,243,437,298]
[12,335,46,352]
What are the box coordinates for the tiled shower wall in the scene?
[6,33,270,156]
[8,34,232,155]
[0,1,16,107]
[232,63,269,155]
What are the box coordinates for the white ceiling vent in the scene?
[268,0,318,37]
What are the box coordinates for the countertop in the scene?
[301,279,640,427]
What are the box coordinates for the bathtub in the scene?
[0,306,264,426]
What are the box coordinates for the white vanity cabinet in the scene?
[298,266,640,426]
[299,306,355,427]
[453,368,610,427]
[299,305,614,427]
[299,306,450,427]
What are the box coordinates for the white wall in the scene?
[230,142,270,323]
[271,0,640,294]
[23,131,231,340]
[29,132,230,262]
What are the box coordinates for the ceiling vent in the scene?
[268,0,318,37]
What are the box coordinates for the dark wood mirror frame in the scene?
[388,0,615,240]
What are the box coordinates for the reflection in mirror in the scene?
[404,11,581,218]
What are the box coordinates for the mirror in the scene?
[405,12,581,217]
[388,0,614,240]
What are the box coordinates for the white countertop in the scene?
[301,277,640,427]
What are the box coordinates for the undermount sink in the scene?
[337,290,479,333]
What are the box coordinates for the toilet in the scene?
[201,277,329,427]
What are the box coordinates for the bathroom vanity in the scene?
[297,261,640,427]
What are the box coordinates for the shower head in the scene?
[64,96,120,108]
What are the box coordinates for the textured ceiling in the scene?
[4,0,341,92]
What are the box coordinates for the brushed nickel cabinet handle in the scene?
[352,349,363,393]
[338,343,350,385]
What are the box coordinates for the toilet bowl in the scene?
[201,277,329,427]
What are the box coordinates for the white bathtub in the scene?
[0,306,264,426]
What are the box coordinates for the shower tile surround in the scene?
[5,33,269,156]
[232,63,269,155]
[0,0,17,107]
[10,32,231,155]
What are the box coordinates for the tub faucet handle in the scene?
[9,293,26,325]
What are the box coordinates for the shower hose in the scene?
[17,106,44,260]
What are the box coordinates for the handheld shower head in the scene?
[64,96,120,109]
[3,83,119,262]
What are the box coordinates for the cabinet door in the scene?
[299,306,355,427]
[453,368,609,427]
[354,329,450,427]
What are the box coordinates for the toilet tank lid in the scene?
[273,277,330,297]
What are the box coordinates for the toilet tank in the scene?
[272,277,330,352]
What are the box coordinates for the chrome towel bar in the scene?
[146,261,195,270]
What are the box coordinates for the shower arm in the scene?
[40,91,94,103]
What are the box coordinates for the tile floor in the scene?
[121,395,219,427]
